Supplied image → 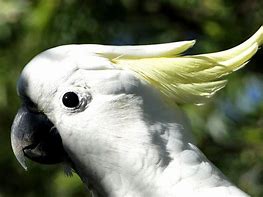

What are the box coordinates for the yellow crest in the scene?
[99,26,263,104]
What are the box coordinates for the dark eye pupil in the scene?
[62,92,79,108]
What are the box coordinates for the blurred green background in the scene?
[0,0,262,196]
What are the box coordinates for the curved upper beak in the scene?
[11,107,66,170]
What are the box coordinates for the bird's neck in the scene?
[65,87,244,197]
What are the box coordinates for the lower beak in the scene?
[11,107,66,170]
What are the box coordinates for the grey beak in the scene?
[11,107,66,170]
[11,107,30,170]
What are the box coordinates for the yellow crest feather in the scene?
[106,26,263,104]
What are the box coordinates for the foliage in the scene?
[0,0,262,196]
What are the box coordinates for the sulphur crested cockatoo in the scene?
[11,27,263,197]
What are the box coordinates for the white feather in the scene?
[15,27,263,197]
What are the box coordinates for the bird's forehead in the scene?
[18,49,74,98]
[18,45,115,101]
[22,45,115,78]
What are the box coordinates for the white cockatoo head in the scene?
[11,27,262,196]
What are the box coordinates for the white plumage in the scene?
[11,27,262,197]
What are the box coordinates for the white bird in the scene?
[11,27,263,197]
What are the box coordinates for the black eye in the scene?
[62,92,80,108]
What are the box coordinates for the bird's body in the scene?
[65,77,247,197]
[51,68,245,197]
[11,27,262,196]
